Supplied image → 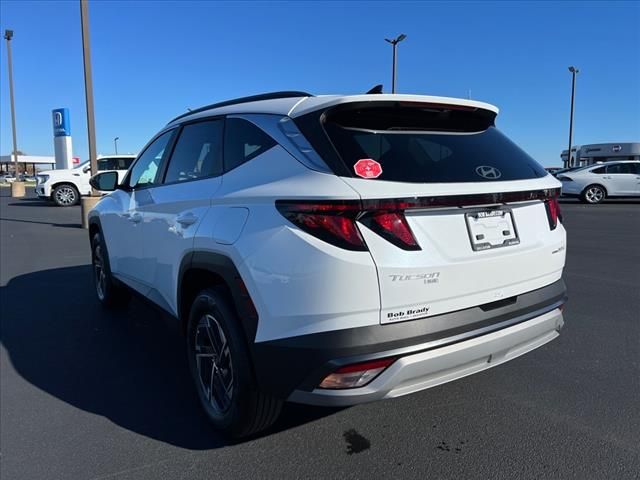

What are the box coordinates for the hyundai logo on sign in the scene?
[613,145,622,153]
[52,108,71,137]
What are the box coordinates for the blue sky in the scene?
[1,0,639,166]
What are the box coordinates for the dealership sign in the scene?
[52,108,71,137]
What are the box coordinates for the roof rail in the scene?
[168,91,313,124]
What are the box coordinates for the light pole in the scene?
[4,29,25,197]
[114,136,119,154]
[385,34,407,94]
[566,66,579,168]
[80,0,99,228]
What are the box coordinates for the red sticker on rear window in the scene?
[354,159,383,179]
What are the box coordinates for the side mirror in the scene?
[83,165,91,173]
[90,171,119,192]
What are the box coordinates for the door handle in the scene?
[176,213,198,227]
[129,212,142,223]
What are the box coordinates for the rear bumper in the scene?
[289,307,563,406]
[560,182,582,196]
[251,279,567,400]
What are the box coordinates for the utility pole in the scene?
[567,66,579,168]
[80,0,99,227]
[384,34,407,94]
[4,29,25,197]
[81,0,98,192]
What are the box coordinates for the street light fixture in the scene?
[114,136,119,154]
[4,29,25,197]
[566,66,579,168]
[384,34,407,94]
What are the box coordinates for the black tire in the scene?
[581,184,606,204]
[52,183,80,207]
[91,232,131,308]
[187,287,282,438]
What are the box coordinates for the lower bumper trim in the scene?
[288,307,563,407]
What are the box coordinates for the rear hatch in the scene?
[293,98,565,324]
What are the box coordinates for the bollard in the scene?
[80,195,101,229]
[11,181,26,198]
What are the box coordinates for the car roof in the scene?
[166,92,500,127]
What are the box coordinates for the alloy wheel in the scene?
[585,187,604,204]
[55,186,77,206]
[194,314,234,414]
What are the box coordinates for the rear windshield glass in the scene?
[317,104,547,183]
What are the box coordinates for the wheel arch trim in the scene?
[178,251,259,344]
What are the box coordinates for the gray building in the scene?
[561,142,640,168]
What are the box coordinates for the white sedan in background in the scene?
[558,161,640,203]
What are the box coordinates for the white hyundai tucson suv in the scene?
[88,92,567,438]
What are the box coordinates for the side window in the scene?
[128,130,174,188]
[114,157,134,170]
[224,118,277,172]
[164,120,223,183]
[591,166,606,174]
[606,163,633,174]
[631,163,640,175]
[97,158,115,171]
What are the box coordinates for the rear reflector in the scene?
[319,357,397,389]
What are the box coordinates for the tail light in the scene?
[277,189,561,250]
[275,201,367,251]
[319,357,397,389]
[359,210,420,250]
[544,195,562,230]
[276,200,420,251]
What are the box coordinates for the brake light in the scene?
[545,195,562,230]
[276,200,420,251]
[275,201,367,251]
[319,357,397,389]
[360,211,420,250]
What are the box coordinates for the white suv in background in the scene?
[88,92,567,438]
[558,161,640,203]
[36,155,136,206]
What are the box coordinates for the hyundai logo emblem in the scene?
[475,165,502,180]
[53,111,63,127]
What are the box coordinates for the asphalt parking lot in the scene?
[1,189,639,480]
